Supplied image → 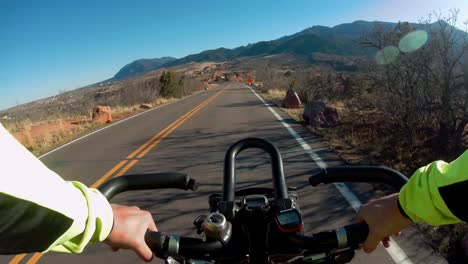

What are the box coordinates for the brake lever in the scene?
[301,248,355,264]
[333,249,355,264]
[193,215,207,234]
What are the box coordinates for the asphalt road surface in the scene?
[2,82,447,264]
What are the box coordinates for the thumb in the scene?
[134,242,154,262]
[363,232,380,253]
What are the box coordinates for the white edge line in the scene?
[38,90,208,159]
[246,84,413,264]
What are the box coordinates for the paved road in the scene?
[2,83,446,264]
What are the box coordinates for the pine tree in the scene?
[159,71,176,98]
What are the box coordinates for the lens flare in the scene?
[398,30,428,53]
[375,46,400,65]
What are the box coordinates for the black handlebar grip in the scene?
[343,223,369,248]
[98,172,197,200]
[309,166,408,189]
[145,231,169,259]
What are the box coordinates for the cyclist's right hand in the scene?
[354,193,412,253]
[104,204,158,262]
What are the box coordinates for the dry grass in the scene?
[154,97,177,105]
[267,88,287,98]
[112,105,143,120]
[112,97,177,120]
[261,89,286,105]
[4,96,182,156]
[5,119,101,155]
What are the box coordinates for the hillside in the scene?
[113,20,466,80]
[113,56,177,80]
[131,20,398,72]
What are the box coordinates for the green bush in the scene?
[159,71,184,98]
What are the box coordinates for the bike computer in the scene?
[242,195,268,208]
[274,208,303,232]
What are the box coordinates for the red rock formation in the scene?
[281,89,303,109]
[92,106,112,123]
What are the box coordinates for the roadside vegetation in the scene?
[1,71,205,156]
[255,11,468,263]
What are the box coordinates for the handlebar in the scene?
[98,172,224,259]
[288,223,369,253]
[223,138,288,201]
[97,148,409,262]
[308,166,408,189]
[144,232,225,259]
[98,172,198,200]
[145,223,370,259]
[299,165,409,255]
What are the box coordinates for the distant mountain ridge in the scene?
[112,21,396,79]
[113,20,466,81]
[113,56,177,80]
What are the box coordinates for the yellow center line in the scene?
[16,90,224,264]
[8,254,26,264]
[126,90,222,159]
[24,254,41,264]
[137,90,223,158]
[115,159,139,177]
[90,160,129,188]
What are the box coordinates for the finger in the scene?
[363,233,380,253]
[382,237,390,248]
[143,211,158,232]
[148,221,158,232]
[111,247,120,252]
[134,243,154,262]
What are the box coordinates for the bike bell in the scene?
[202,212,232,242]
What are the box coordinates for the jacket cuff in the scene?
[397,193,412,220]
[89,188,114,242]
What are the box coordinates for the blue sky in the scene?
[1,0,467,110]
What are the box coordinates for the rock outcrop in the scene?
[140,103,152,109]
[281,89,302,109]
[303,101,339,127]
[92,106,112,123]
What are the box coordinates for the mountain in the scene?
[112,20,466,80]
[111,21,390,80]
[161,20,395,69]
[113,57,177,80]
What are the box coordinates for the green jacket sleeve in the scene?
[398,150,468,225]
[0,123,114,254]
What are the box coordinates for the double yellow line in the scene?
[9,89,224,264]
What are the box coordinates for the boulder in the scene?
[213,71,224,81]
[303,101,339,127]
[140,103,152,109]
[92,106,112,123]
[281,89,303,109]
[254,82,264,88]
